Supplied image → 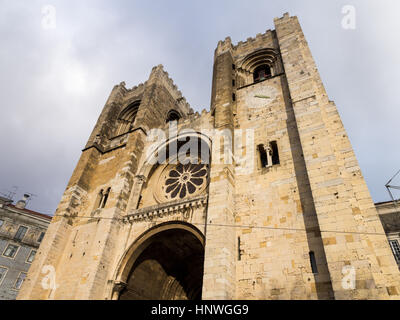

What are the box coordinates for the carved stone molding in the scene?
[111,280,127,300]
[124,195,207,223]
[134,175,146,184]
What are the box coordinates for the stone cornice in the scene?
[124,195,208,223]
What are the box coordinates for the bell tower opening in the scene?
[118,228,204,300]
[253,64,272,83]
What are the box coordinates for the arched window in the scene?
[253,65,272,83]
[95,189,104,209]
[101,188,111,209]
[116,101,140,136]
[166,110,181,123]
[258,141,279,169]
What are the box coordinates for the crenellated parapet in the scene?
[215,30,276,60]
[233,29,274,51]
[116,81,147,108]
[148,64,192,115]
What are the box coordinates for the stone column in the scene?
[111,281,127,300]
[127,175,146,211]
[202,37,237,299]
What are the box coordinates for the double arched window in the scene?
[95,187,111,210]
[258,141,280,168]
[115,101,140,136]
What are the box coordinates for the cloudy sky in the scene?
[0,0,399,215]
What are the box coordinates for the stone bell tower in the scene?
[18,13,400,300]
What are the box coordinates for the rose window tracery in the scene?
[156,163,209,202]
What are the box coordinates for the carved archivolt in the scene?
[236,48,282,87]
[238,48,280,73]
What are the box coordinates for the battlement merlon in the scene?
[84,65,193,149]
[273,12,292,25]
[109,64,193,117]
[214,13,297,59]
[147,64,193,116]
[215,32,276,59]
[273,12,330,102]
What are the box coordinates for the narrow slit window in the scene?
[238,237,241,261]
[258,145,268,168]
[232,93,236,102]
[232,64,236,70]
[232,79,235,87]
[96,189,104,209]
[309,251,318,274]
[270,141,280,165]
[136,195,142,210]
[101,188,111,208]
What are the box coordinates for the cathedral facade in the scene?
[18,13,400,300]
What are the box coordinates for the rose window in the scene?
[157,163,209,201]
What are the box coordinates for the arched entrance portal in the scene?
[118,226,204,300]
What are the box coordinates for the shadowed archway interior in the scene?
[119,228,204,300]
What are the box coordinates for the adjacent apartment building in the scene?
[0,195,52,300]
[377,200,400,268]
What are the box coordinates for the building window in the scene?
[101,188,111,208]
[0,267,8,285]
[258,141,280,169]
[309,251,318,274]
[0,219,4,228]
[136,195,142,210]
[96,189,104,209]
[38,232,45,243]
[166,110,181,123]
[389,240,400,264]
[115,101,140,136]
[270,141,280,165]
[232,79,235,87]
[258,144,269,168]
[253,64,272,83]
[14,226,28,241]
[3,244,19,258]
[26,250,37,264]
[14,272,27,290]
[232,64,236,70]
[94,187,111,210]
[163,164,208,200]
[232,93,236,102]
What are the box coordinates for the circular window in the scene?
[156,163,209,202]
